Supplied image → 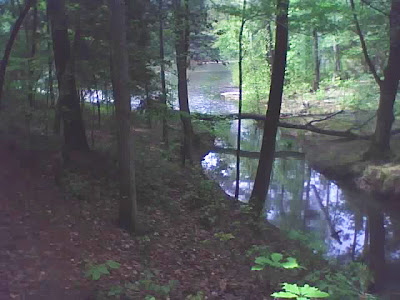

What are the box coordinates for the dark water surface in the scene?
[185,63,400,294]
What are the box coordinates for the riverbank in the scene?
[1,100,336,299]
[300,131,400,203]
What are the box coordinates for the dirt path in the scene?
[0,139,96,299]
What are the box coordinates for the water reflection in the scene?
[188,64,400,293]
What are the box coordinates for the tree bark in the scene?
[109,0,138,233]
[0,0,33,106]
[174,0,193,165]
[249,0,289,216]
[312,28,320,92]
[235,0,246,199]
[366,0,400,159]
[47,0,88,152]
[27,0,38,108]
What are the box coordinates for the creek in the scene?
[183,63,400,294]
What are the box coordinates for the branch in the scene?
[349,0,382,87]
[360,0,389,16]
[307,110,344,126]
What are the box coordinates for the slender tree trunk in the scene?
[27,0,38,108]
[266,21,274,74]
[109,0,138,233]
[312,28,320,92]
[0,0,33,106]
[333,37,341,78]
[159,0,168,146]
[235,0,246,200]
[48,0,88,153]
[249,0,289,216]
[174,0,193,165]
[47,17,55,108]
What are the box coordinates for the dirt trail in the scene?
[0,139,94,299]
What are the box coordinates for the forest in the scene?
[0,0,400,299]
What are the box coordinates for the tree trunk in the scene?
[159,0,168,146]
[333,37,341,78]
[109,0,138,233]
[47,0,88,153]
[266,21,274,74]
[27,0,38,108]
[174,0,193,165]
[235,0,246,200]
[312,28,320,92]
[249,0,289,216]
[366,0,400,159]
[0,0,33,106]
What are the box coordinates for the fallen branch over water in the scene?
[211,147,305,159]
[193,111,400,140]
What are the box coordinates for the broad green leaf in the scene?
[300,284,329,298]
[282,283,301,295]
[254,256,271,265]
[106,260,121,269]
[271,291,298,298]
[271,253,283,262]
[251,265,264,271]
[98,265,110,275]
[281,257,300,269]
[93,271,101,280]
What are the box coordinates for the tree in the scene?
[0,0,33,106]
[235,0,247,200]
[47,0,89,153]
[109,0,138,233]
[27,0,38,108]
[353,0,400,159]
[173,0,194,164]
[249,0,289,216]
[159,0,168,146]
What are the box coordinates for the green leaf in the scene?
[271,253,283,262]
[108,285,123,296]
[251,265,264,271]
[254,256,271,265]
[282,283,301,295]
[271,291,298,298]
[281,257,300,269]
[92,271,101,280]
[106,260,121,269]
[98,264,110,275]
[300,284,329,298]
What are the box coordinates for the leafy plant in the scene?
[214,232,235,242]
[186,291,205,300]
[271,283,329,299]
[85,260,121,280]
[252,253,300,270]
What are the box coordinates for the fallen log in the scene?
[210,147,305,159]
[192,111,389,140]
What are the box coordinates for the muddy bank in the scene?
[301,134,400,201]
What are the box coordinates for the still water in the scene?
[185,63,400,291]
